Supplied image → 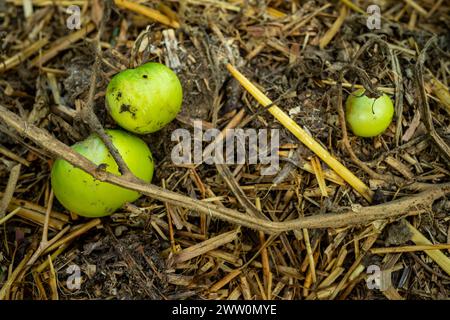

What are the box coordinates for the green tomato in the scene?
[345,88,394,138]
[51,129,154,218]
[105,62,183,134]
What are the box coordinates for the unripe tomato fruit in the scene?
[345,88,394,138]
[51,130,154,218]
[106,62,183,134]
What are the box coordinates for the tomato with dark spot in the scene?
[106,62,183,134]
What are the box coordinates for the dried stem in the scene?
[0,104,449,234]
[414,37,450,166]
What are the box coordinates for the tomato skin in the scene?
[106,62,183,134]
[345,88,394,137]
[51,130,154,218]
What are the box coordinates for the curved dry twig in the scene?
[78,1,139,183]
[415,37,450,167]
[336,35,409,185]
[0,104,449,234]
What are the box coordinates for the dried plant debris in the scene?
[0,0,449,300]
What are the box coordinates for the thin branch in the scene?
[78,0,139,182]
[414,36,450,167]
[0,104,449,234]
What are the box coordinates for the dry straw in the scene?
[226,64,373,202]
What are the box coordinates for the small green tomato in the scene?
[345,88,394,138]
[51,129,154,218]
[106,62,183,134]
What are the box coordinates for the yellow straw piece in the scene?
[266,7,287,19]
[339,0,365,15]
[0,38,48,73]
[226,64,373,202]
[403,0,428,17]
[319,5,348,49]
[114,0,180,28]
[430,78,450,115]
[310,157,328,197]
